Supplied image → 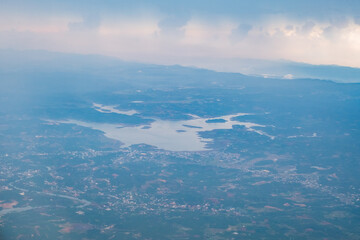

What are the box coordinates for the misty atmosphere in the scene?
[1,1,360,239]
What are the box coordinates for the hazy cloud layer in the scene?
[1,0,360,69]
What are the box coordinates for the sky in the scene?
[1,0,360,70]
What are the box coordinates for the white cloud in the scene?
[1,14,360,69]
[300,21,316,35]
[283,74,294,79]
[231,23,253,41]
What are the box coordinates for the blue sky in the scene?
[1,0,360,69]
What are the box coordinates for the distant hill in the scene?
[191,58,360,83]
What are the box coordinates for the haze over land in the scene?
[1,1,360,239]
[1,50,360,239]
